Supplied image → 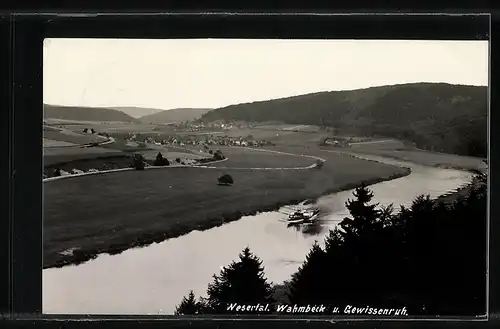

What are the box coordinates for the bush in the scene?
[175,158,181,163]
[218,174,234,186]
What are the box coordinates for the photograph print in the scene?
[42,38,488,318]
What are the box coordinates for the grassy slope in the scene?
[44,104,140,123]
[139,108,214,124]
[201,83,487,157]
[109,106,165,118]
[43,150,409,268]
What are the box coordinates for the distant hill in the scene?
[109,106,165,118]
[201,83,487,158]
[44,104,139,123]
[139,108,213,124]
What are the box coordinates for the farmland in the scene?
[43,119,485,269]
[322,139,487,172]
[43,150,410,268]
[209,146,315,169]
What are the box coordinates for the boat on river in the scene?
[281,208,320,225]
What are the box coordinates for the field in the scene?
[43,120,484,269]
[43,139,79,147]
[43,127,108,144]
[200,146,314,168]
[330,139,487,172]
[43,150,409,268]
[43,148,126,167]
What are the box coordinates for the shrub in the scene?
[175,158,181,163]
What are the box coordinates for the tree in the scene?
[204,247,275,313]
[213,150,225,161]
[83,128,88,133]
[53,168,61,177]
[175,290,205,315]
[339,183,381,240]
[175,158,181,163]
[132,153,146,170]
[154,152,169,166]
[217,174,234,186]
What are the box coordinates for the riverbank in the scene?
[43,151,410,269]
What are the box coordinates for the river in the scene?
[42,154,473,315]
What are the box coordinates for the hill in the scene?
[44,104,139,123]
[109,106,165,118]
[201,83,488,158]
[139,108,213,124]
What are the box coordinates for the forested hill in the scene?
[201,83,488,157]
[44,104,139,123]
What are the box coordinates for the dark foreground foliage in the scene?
[286,174,487,316]
[177,172,487,317]
[176,247,275,315]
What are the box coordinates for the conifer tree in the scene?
[204,247,274,313]
[175,290,204,315]
[336,183,384,302]
[287,241,328,304]
[340,183,381,240]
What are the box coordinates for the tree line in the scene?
[175,172,487,316]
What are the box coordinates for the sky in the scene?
[43,38,489,112]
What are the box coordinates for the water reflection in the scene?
[286,214,332,237]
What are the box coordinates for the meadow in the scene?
[43,149,409,268]
[43,120,484,269]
